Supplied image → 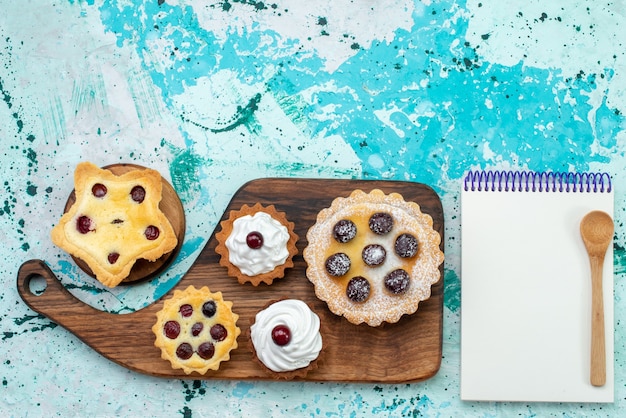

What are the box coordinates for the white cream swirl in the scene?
[225,211,290,276]
[250,299,323,372]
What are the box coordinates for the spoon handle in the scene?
[590,255,606,387]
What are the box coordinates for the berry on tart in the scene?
[271,325,291,346]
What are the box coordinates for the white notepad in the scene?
[460,170,614,403]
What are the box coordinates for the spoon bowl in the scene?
[580,210,614,387]
[581,211,614,256]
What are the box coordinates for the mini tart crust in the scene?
[303,189,444,326]
[50,162,178,287]
[247,299,324,380]
[215,203,298,286]
[152,285,241,375]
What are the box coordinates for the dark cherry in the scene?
[202,300,217,318]
[164,321,181,339]
[362,244,386,266]
[130,185,146,203]
[175,343,194,360]
[271,325,291,346]
[332,219,357,243]
[179,304,193,317]
[144,225,160,240]
[346,276,371,302]
[76,215,94,234]
[107,252,119,264]
[210,324,227,342]
[369,212,394,235]
[197,342,215,360]
[384,269,410,294]
[246,231,264,249]
[395,233,419,258]
[191,322,203,337]
[91,183,107,198]
[325,253,351,277]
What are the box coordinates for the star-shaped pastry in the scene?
[51,162,178,287]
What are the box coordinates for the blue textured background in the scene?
[1,0,624,416]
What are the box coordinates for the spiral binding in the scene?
[463,170,612,193]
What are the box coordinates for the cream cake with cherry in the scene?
[249,299,323,379]
[51,162,178,287]
[215,203,298,286]
[152,285,241,375]
[303,189,444,326]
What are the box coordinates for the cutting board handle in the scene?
[17,259,101,320]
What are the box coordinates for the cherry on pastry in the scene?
[91,183,107,198]
[176,343,193,360]
[164,321,181,339]
[202,300,217,318]
[144,225,160,240]
[179,304,193,317]
[384,269,410,294]
[325,252,351,276]
[246,231,264,249]
[210,324,228,342]
[76,215,94,234]
[333,219,357,243]
[197,342,215,360]
[369,212,393,235]
[191,322,203,337]
[362,244,386,266]
[130,185,146,203]
[107,252,119,264]
[346,276,370,302]
[271,324,291,346]
[395,233,418,258]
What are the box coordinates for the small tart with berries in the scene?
[303,189,444,326]
[152,285,241,375]
[51,162,179,287]
[215,203,298,286]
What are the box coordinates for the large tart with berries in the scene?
[303,189,444,326]
[51,162,179,288]
[215,203,298,286]
[152,286,241,375]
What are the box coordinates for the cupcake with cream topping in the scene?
[249,299,323,379]
[215,203,298,286]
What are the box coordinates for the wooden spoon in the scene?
[580,210,614,387]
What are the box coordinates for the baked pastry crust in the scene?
[215,203,298,286]
[303,189,444,326]
[51,162,178,287]
[152,285,241,375]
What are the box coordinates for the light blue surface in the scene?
[1,0,625,416]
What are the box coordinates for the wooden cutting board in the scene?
[17,178,444,383]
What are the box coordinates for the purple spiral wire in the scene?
[463,170,612,193]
